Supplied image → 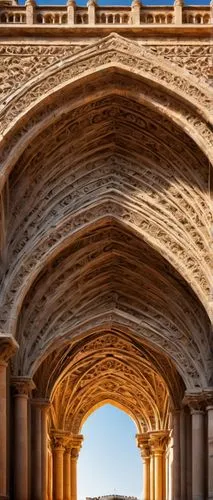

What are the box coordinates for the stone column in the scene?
[0,335,18,500]
[64,446,71,500]
[136,434,150,500]
[31,399,50,500]
[52,434,65,500]
[70,435,83,500]
[150,431,168,500]
[25,0,36,24]
[180,408,186,499]
[41,401,51,500]
[131,0,141,24]
[87,0,96,24]
[172,410,181,500]
[203,390,213,500]
[191,409,205,500]
[31,400,42,500]
[150,452,155,500]
[173,0,183,24]
[67,0,76,24]
[11,377,35,500]
[207,405,213,500]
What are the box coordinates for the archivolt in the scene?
[36,332,181,434]
[0,34,212,394]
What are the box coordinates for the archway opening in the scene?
[78,403,141,499]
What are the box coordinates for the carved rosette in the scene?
[11,376,35,397]
[0,334,18,366]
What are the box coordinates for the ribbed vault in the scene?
[35,332,181,435]
[0,39,212,395]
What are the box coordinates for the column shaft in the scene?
[0,363,7,498]
[180,409,186,499]
[53,446,64,500]
[13,394,29,500]
[142,456,150,500]
[154,452,163,500]
[64,450,71,500]
[0,335,18,499]
[173,411,181,500]
[41,403,50,500]
[150,454,155,500]
[191,410,205,500]
[71,455,77,500]
[31,404,42,500]
[207,406,213,500]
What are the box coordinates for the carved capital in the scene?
[149,431,169,455]
[136,433,150,459]
[11,376,35,396]
[71,434,83,459]
[0,334,18,365]
[51,430,72,451]
[183,390,213,412]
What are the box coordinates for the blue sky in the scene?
[78,404,142,500]
[18,0,210,6]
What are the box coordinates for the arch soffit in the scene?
[0,32,213,180]
[31,316,204,394]
[48,333,172,433]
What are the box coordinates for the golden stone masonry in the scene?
[0,0,212,498]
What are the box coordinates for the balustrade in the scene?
[0,0,211,25]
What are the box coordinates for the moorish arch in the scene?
[0,29,212,500]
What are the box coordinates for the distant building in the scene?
[86,496,139,500]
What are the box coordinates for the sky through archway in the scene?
[78,404,142,500]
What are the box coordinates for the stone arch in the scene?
[0,32,212,394]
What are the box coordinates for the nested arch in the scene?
[0,33,212,396]
[35,331,179,435]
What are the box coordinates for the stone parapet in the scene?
[0,0,211,26]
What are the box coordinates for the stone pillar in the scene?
[67,0,76,24]
[52,435,65,500]
[0,335,18,500]
[172,410,181,500]
[64,447,71,500]
[204,391,213,500]
[150,432,168,500]
[11,377,35,500]
[41,401,51,500]
[185,411,192,500]
[210,0,213,24]
[31,399,50,500]
[173,0,183,24]
[25,0,36,24]
[131,0,141,24]
[70,435,83,500]
[180,408,186,499]
[31,400,42,500]
[87,0,96,24]
[150,452,155,500]
[136,434,150,500]
[191,409,205,500]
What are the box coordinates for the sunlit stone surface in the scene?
[0,2,213,498]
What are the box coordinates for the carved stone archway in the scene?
[0,29,213,500]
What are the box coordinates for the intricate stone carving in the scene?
[11,376,35,395]
[0,333,18,364]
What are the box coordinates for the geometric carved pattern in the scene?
[0,34,212,402]
[43,333,181,434]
